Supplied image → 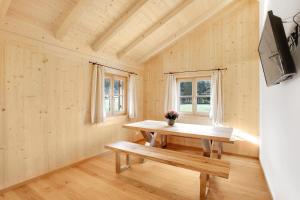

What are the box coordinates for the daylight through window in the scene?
[104,74,126,116]
[177,77,211,115]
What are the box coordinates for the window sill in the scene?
[178,112,209,117]
[177,114,212,125]
[103,114,128,125]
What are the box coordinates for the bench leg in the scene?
[115,152,121,174]
[160,135,168,148]
[115,152,131,173]
[200,173,209,200]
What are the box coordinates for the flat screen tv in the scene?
[259,11,296,86]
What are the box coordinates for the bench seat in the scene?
[105,141,230,200]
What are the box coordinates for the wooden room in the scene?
[0,0,300,199]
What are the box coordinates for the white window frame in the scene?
[105,74,127,117]
[177,76,211,116]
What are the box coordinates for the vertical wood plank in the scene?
[0,38,144,189]
[0,40,5,189]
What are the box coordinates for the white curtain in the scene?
[210,70,224,126]
[91,64,106,123]
[164,74,177,113]
[128,74,138,119]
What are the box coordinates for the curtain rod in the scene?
[89,61,138,75]
[164,68,227,74]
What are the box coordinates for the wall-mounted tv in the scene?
[259,11,296,87]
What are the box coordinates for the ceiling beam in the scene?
[138,0,237,63]
[55,0,88,40]
[0,0,12,22]
[117,0,193,58]
[92,0,147,51]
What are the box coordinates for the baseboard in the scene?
[259,157,274,199]
[0,150,111,194]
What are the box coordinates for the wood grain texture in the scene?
[105,141,230,178]
[0,34,144,190]
[55,0,89,40]
[0,0,11,21]
[91,0,148,51]
[138,0,237,63]
[3,0,225,62]
[0,143,272,200]
[143,0,259,157]
[117,0,194,58]
[124,120,234,142]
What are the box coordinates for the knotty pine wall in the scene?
[143,0,259,157]
[0,32,143,190]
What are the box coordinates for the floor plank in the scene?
[0,143,272,200]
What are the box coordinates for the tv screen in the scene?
[259,11,296,86]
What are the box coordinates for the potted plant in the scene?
[164,111,179,126]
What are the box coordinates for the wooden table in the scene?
[123,120,234,158]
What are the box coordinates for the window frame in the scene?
[105,73,127,117]
[177,76,211,116]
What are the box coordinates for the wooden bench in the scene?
[105,141,230,200]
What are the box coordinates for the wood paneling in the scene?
[0,144,272,200]
[3,0,226,62]
[143,0,259,157]
[0,32,144,190]
[0,0,11,22]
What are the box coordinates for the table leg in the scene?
[115,152,121,174]
[140,131,157,162]
[217,142,223,159]
[160,135,168,148]
[126,153,130,168]
[201,139,212,157]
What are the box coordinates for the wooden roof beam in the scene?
[92,0,147,51]
[55,0,88,40]
[117,0,193,58]
[0,0,12,22]
[138,0,237,63]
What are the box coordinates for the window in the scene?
[177,77,211,115]
[104,74,127,116]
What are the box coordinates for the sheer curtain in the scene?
[210,70,224,126]
[91,64,106,123]
[164,74,177,113]
[128,74,138,119]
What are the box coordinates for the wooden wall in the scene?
[0,32,144,190]
[143,0,259,157]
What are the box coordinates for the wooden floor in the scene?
[0,143,272,200]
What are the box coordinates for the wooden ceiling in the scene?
[0,0,236,64]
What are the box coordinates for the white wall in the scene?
[260,0,300,199]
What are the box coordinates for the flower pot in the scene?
[167,119,175,126]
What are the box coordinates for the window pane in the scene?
[114,80,120,95]
[119,80,124,95]
[105,78,111,95]
[179,97,192,112]
[114,96,124,112]
[180,81,192,96]
[197,97,211,113]
[104,78,111,113]
[104,96,110,112]
[197,80,211,95]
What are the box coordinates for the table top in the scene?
[123,120,234,143]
